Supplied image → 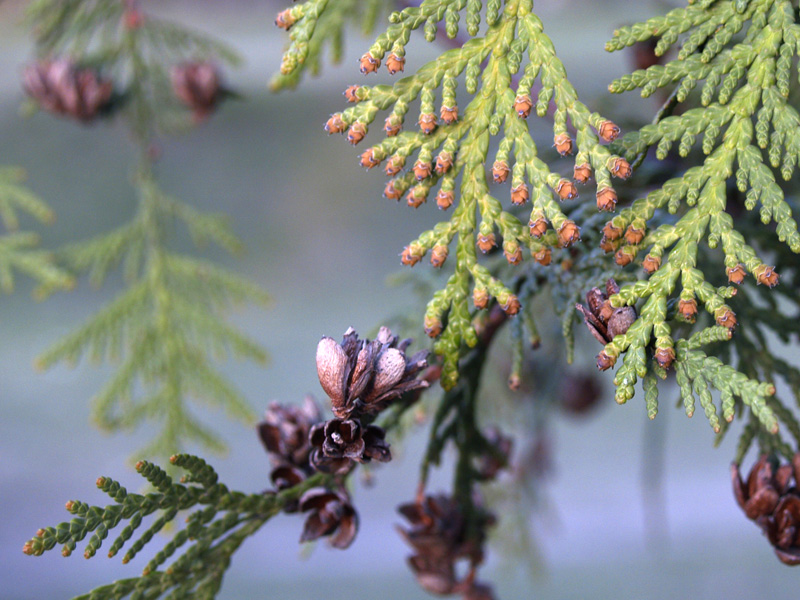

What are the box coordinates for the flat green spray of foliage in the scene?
[25,0,269,461]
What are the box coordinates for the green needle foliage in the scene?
[271,0,388,91]
[23,455,328,600]
[0,166,73,296]
[603,0,800,453]
[26,0,269,460]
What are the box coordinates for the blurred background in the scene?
[2,0,799,598]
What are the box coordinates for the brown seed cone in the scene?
[24,59,113,123]
[598,120,620,142]
[413,160,432,180]
[500,294,521,315]
[574,163,592,183]
[556,179,578,200]
[755,265,779,287]
[436,189,455,210]
[344,85,360,103]
[491,161,510,184]
[435,152,453,175]
[615,247,635,266]
[299,487,358,549]
[473,287,489,310]
[624,225,645,245]
[419,113,437,134]
[258,397,321,468]
[386,53,405,74]
[171,62,221,120]
[603,221,623,240]
[727,264,747,284]
[347,122,367,145]
[654,346,675,369]
[611,157,632,179]
[407,188,427,208]
[424,315,443,337]
[309,418,391,474]
[678,298,697,321]
[385,180,404,201]
[510,183,529,205]
[732,456,795,521]
[384,116,402,136]
[642,254,661,273]
[596,350,616,370]
[529,218,548,238]
[557,220,580,247]
[430,244,448,268]
[715,307,737,329]
[401,245,423,265]
[504,245,523,265]
[513,94,533,118]
[275,8,296,29]
[359,52,380,74]
[359,149,381,169]
[554,133,574,156]
[440,105,458,124]
[477,233,496,253]
[324,113,346,134]
[385,155,405,176]
[596,187,617,211]
[533,248,552,266]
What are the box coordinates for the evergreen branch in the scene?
[22,455,329,600]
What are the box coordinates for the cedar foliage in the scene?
[20,0,800,598]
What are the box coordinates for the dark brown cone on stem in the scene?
[257,397,321,468]
[299,488,358,549]
[171,62,222,121]
[24,59,113,122]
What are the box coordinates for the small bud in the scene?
[504,243,523,265]
[413,160,432,180]
[574,162,592,183]
[359,148,381,169]
[435,151,453,175]
[430,244,448,268]
[477,233,496,253]
[754,265,779,287]
[554,133,574,156]
[401,244,423,266]
[598,120,620,142]
[384,115,402,136]
[556,179,578,200]
[654,347,675,369]
[473,287,489,309]
[642,254,661,273]
[384,180,403,200]
[384,155,405,176]
[418,113,437,134]
[624,224,645,245]
[599,238,617,253]
[440,105,458,124]
[715,307,737,330]
[492,160,510,183]
[678,298,697,321]
[514,94,533,118]
[615,247,635,266]
[406,187,426,208]
[597,350,616,371]
[557,220,580,247]
[359,52,380,74]
[534,248,552,266]
[726,264,746,284]
[603,221,623,240]
[529,217,548,238]
[275,8,296,29]
[436,189,454,210]
[596,187,617,211]
[385,53,405,74]
[611,157,632,179]
[511,183,529,205]
[324,114,346,134]
[424,315,443,337]
[500,293,521,315]
[344,85,360,103]
[346,122,367,145]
